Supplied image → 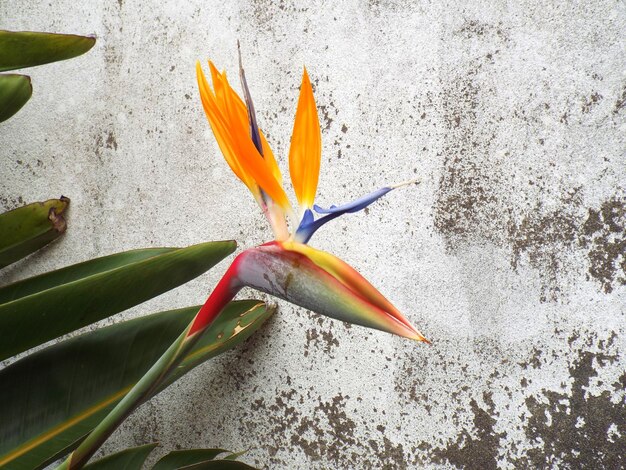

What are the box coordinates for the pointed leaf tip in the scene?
[0,30,96,72]
[0,73,32,122]
[0,240,236,360]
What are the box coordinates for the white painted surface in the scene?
[1,1,624,468]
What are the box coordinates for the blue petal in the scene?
[295,186,393,243]
[300,208,315,227]
[313,187,392,214]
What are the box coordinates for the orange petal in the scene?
[260,130,282,184]
[289,68,321,209]
[196,62,256,192]
[220,72,291,209]
[196,61,292,211]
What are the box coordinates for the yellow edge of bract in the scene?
[281,241,429,343]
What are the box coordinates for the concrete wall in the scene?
[1,1,624,468]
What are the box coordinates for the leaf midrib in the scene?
[0,247,178,306]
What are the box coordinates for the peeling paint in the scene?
[517,341,625,468]
[429,392,504,470]
[581,197,626,293]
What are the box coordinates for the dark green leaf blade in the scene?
[0,197,69,268]
[82,443,157,470]
[0,30,95,72]
[152,449,228,470]
[0,73,32,122]
[0,240,236,360]
[0,247,172,304]
[0,300,273,470]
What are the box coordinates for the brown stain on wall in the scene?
[391,334,625,469]
[507,190,581,302]
[433,64,625,299]
[613,85,626,115]
[506,195,624,299]
[429,392,504,470]
[433,41,509,252]
[243,382,413,469]
[432,14,625,300]
[304,327,339,357]
[515,335,625,468]
[580,197,626,293]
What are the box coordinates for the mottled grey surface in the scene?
[1,1,625,469]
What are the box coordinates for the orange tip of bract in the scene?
[415,332,431,344]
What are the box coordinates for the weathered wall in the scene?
[1,0,625,468]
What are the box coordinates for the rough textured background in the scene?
[1,1,625,468]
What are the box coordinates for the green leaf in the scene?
[83,443,157,470]
[152,449,228,470]
[0,240,236,360]
[0,300,273,470]
[178,460,257,470]
[0,30,95,72]
[0,73,32,122]
[0,197,69,268]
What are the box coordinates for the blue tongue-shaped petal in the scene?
[313,186,392,214]
[295,181,415,243]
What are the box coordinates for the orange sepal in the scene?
[289,68,321,209]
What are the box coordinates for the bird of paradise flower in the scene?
[191,48,428,343]
[58,49,428,469]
